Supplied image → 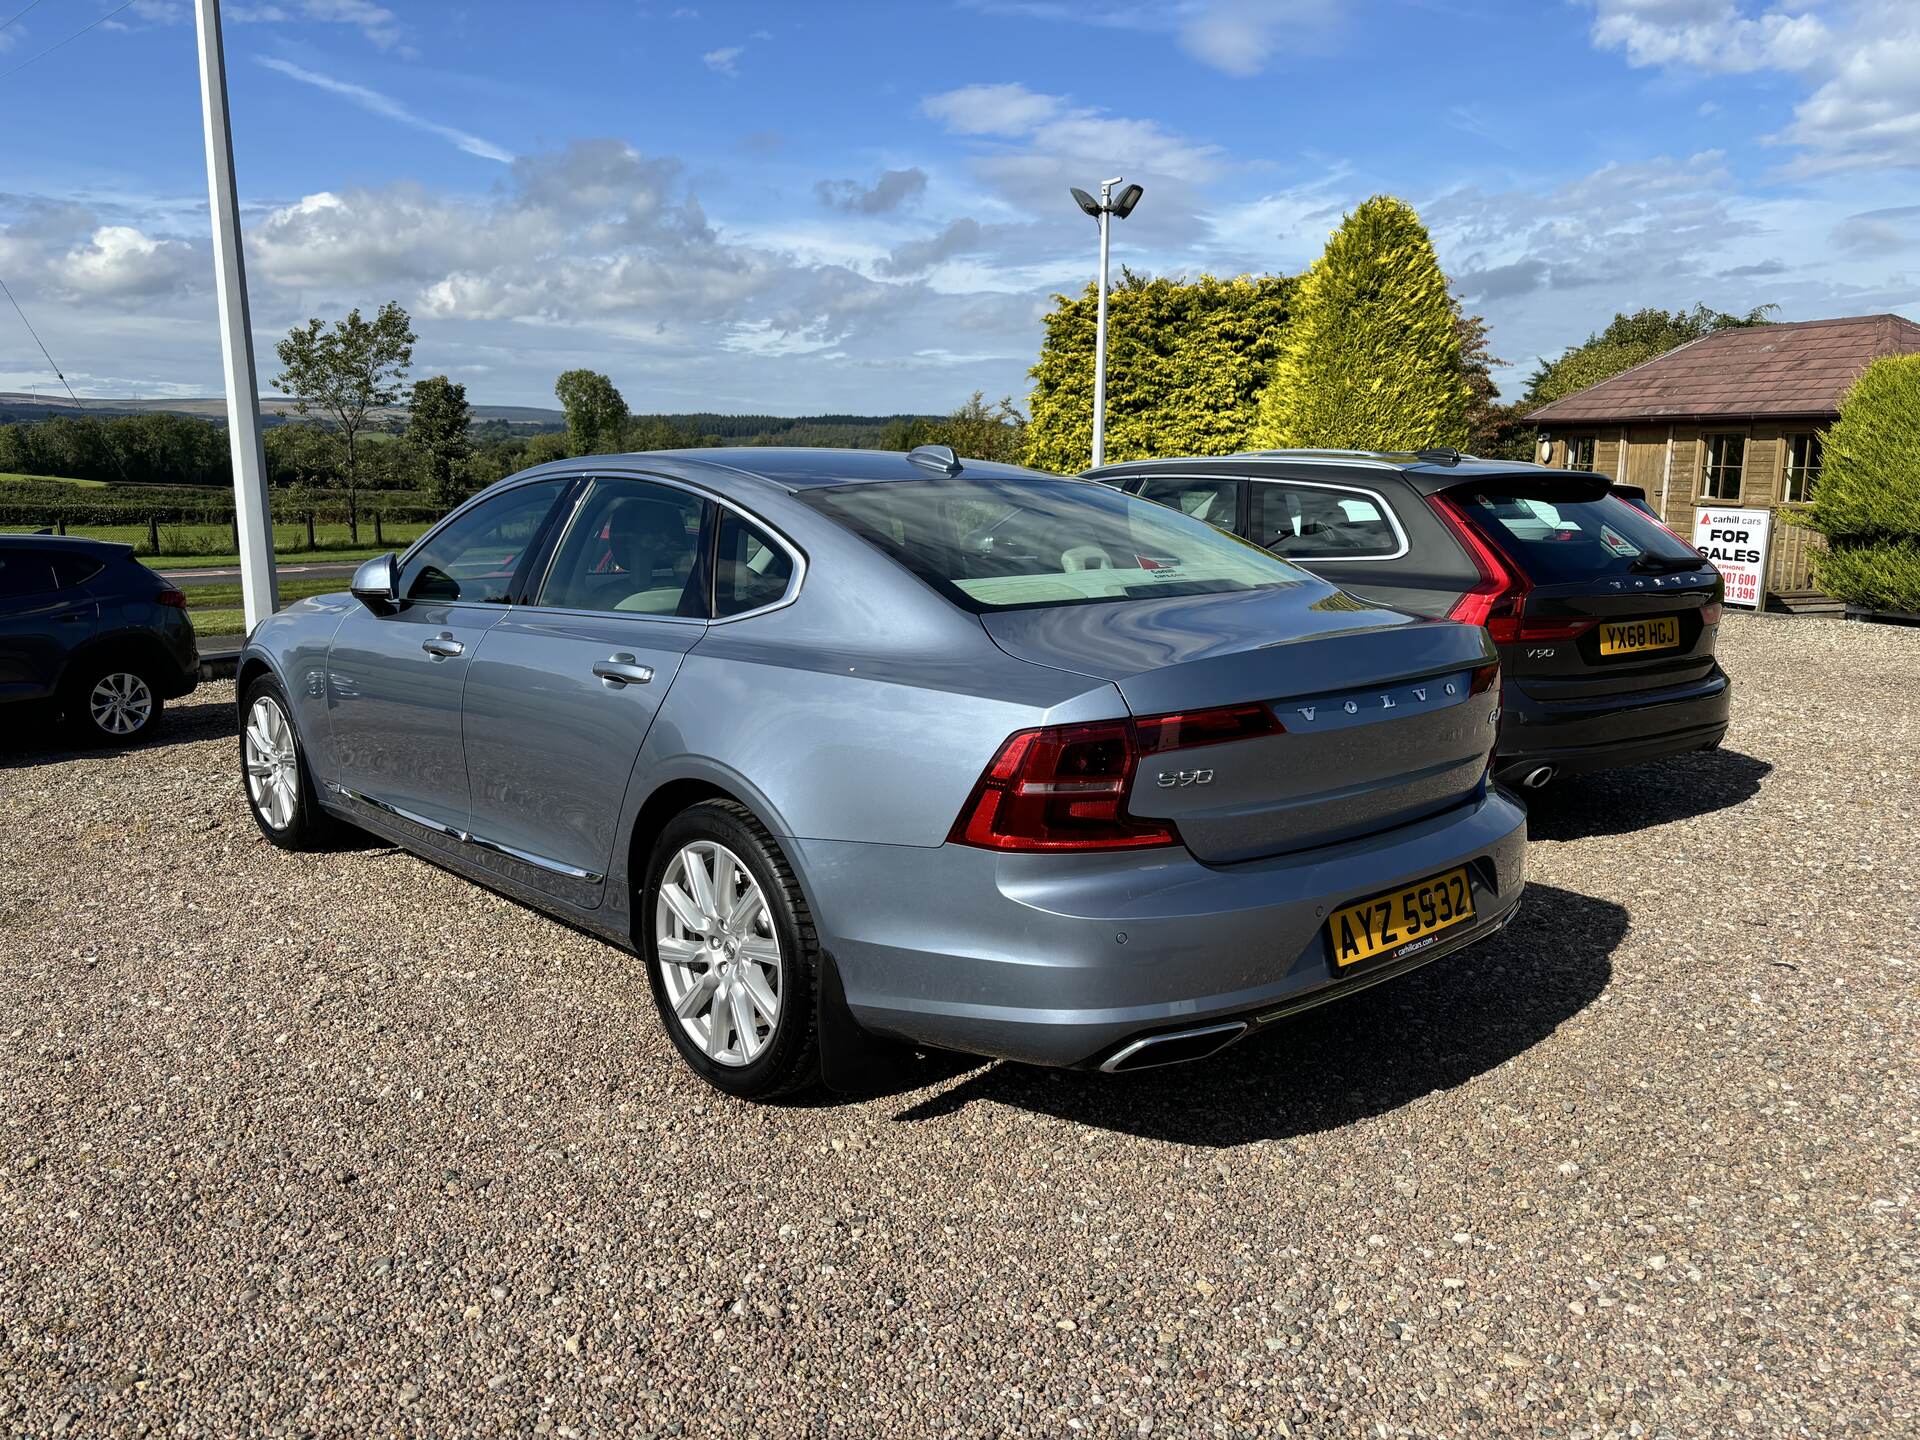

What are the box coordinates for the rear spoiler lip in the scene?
[1409,467,1612,503]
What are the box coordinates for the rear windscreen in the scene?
[1452,490,1701,582]
[801,476,1309,612]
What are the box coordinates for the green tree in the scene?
[887,392,1028,464]
[1251,195,1469,451]
[1025,270,1294,472]
[263,421,338,490]
[1524,303,1775,407]
[554,369,630,456]
[1454,300,1508,455]
[407,375,474,509]
[1801,354,1920,611]
[272,301,415,541]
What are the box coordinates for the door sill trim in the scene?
[324,782,605,884]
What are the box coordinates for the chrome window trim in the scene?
[707,502,808,626]
[517,470,808,625]
[325,781,605,884]
[1245,475,1410,563]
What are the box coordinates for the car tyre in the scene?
[239,673,336,851]
[642,800,822,1100]
[64,657,163,746]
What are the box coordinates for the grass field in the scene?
[56,521,432,568]
[185,575,348,637]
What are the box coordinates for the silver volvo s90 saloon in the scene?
[237,447,1526,1098]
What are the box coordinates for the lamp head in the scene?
[1069,187,1102,219]
[1111,183,1144,219]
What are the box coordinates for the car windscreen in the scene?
[801,476,1310,612]
[1451,489,1701,582]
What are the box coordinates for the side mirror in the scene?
[350,552,399,612]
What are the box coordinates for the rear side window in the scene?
[1253,481,1402,559]
[0,549,58,597]
[403,480,566,603]
[713,513,795,618]
[536,478,708,617]
[53,555,103,588]
[1452,490,1701,581]
[802,476,1307,612]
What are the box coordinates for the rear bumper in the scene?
[1495,666,1730,780]
[790,789,1528,1069]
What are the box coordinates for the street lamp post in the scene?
[1069,178,1143,468]
[194,0,276,631]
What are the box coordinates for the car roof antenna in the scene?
[1415,446,1464,466]
[907,444,964,476]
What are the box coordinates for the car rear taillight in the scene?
[1699,600,1723,626]
[1135,702,1282,754]
[951,719,1175,852]
[156,587,188,608]
[1470,662,1500,695]
[1427,493,1524,632]
[952,701,1284,853]
[1427,495,1599,644]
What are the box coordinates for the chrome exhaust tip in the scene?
[1520,765,1556,790]
[1099,1020,1249,1073]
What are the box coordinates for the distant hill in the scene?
[0,393,567,428]
[0,395,935,448]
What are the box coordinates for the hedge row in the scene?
[0,485,444,527]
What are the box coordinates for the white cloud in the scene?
[1178,0,1341,77]
[703,45,742,76]
[923,82,1063,137]
[1583,0,1827,73]
[255,57,513,162]
[1583,1,1920,173]
[961,1,1343,77]
[59,226,198,300]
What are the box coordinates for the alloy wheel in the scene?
[243,696,300,830]
[90,671,154,736]
[654,841,782,1067]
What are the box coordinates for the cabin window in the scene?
[1566,435,1597,471]
[1783,432,1823,503]
[1702,434,1746,501]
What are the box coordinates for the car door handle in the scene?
[592,653,654,687]
[422,633,464,659]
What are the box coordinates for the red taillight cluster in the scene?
[155,587,188,609]
[951,702,1284,853]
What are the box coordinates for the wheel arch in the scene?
[59,630,182,697]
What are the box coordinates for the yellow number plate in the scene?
[1327,867,1476,969]
[1598,615,1680,656]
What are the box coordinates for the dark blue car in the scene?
[0,534,200,744]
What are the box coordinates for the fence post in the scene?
[374,509,384,546]
[55,517,66,535]
[305,510,316,549]
[147,515,160,553]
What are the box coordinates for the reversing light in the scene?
[156,587,188,609]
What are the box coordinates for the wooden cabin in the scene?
[1527,313,1920,612]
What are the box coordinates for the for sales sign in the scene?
[1692,506,1772,609]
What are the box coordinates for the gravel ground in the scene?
[2,613,1915,1438]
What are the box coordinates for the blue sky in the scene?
[2,0,1917,415]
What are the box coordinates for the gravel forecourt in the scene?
[2,614,1915,1438]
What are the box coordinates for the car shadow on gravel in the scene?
[0,693,237,768]
[1521,748,1771,842]
[890,882,1624,1147]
